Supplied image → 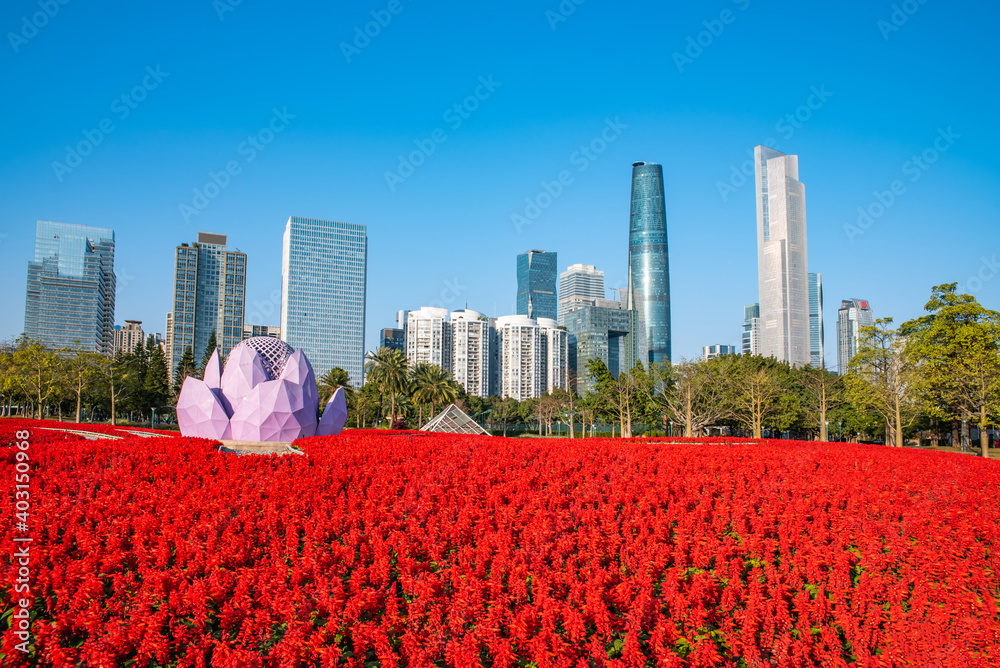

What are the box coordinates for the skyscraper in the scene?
[755,146,809,367]
[628,161,671,364]
[516,250,558,321]
[24,221,116,354]
[281,216,367,385]
[558,264,605,325]
[167,232,246,377]
[564,298,646,394]
[114,320,145,355]
[837,299,874,374]
[809,272,825,368]
[742,303,761,356]
[405,307,452,370]
[496,315,567,400]
[450,309,493,399]
[703,345,737,361]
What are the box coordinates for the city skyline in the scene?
[1,2,996,367]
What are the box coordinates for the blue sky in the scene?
[1,0,998,369]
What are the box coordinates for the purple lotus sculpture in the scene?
[177,337,348,442]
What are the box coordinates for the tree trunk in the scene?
[75,385,83,423]
[952,422,960,449]
[818,386,827,442]
[684,390,693,438]
[981,405,990,458]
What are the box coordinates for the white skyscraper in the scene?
[496,315,568,400]
[450,309,493,398]
[809,272,825,368]
[755,146,810,367]
[837,299,874,374]
[405,307,452,370]
[558,264,605,325]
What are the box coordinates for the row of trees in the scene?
[0,335,171,424]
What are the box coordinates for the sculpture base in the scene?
[217,440,303,456]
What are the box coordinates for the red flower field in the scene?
[1,418,998,667]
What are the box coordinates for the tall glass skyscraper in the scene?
[755,146,810,367]
[808,272,825,368]
[628,161,671,364]
[24,221,116,354]
[742,302,761,356]
[516,250,558,321]
[167,232,246,378]
[280,216,367,386]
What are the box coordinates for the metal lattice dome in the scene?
[231,336,295,379]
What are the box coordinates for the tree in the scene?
[798,365,843,441]
[144,339,171,422]
[726,355,787,439]
[493,397,519,437]
[62,346,104,423]
[649,359,729,438]
[587,358,639,438]
[410,364,458,418]
[200,331,218,376]
[408,363,435,426]
[365,348,409,425]
[12,338,60,419]
[173,346,198,398]
[319,367,353,405]
[845,318,920,447]
[901,284,1000,456]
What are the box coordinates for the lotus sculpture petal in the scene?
[176,337,348,442]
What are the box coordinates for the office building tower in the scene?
[496,315,568,400]
[165,313,173,368]
[703,344,737,361]
[564,298,646,394]
[809,272,825,368]
[405,307,452,370]
[558,264,605,325]
[114,320,145,355]
[451,309,493,398]
[379,328,405,352]
[281,216,367,385]
[242,324,281,340]
[167,232,246,378]
[755,146,810,366]
[516,250,558,321]
[396,310,409,329]
[24,221,116,354]
[837,299,874,374]
[628,162,671,364]
[742,303,761,356]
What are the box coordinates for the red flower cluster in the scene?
[2,419,998,666]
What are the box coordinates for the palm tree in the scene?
[319,367,353,404]
[365,347,409,426]
[409,363,435,426]
[411,364,459,418]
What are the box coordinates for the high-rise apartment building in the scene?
[496,315,568,400]
[281,216,367,385]
[809,272,825,368]
[703,344,737,361]
[114,320,145,355]
[24,221,116,354]
[450,309,493,398]
[516,250,558,321]
[628,162,671,364]
[405,307,452,371]
[837,299,874,374]
[558,264,605,325]
[742,303,761,356]
[755,146,810,367]
[167,232,246,378]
